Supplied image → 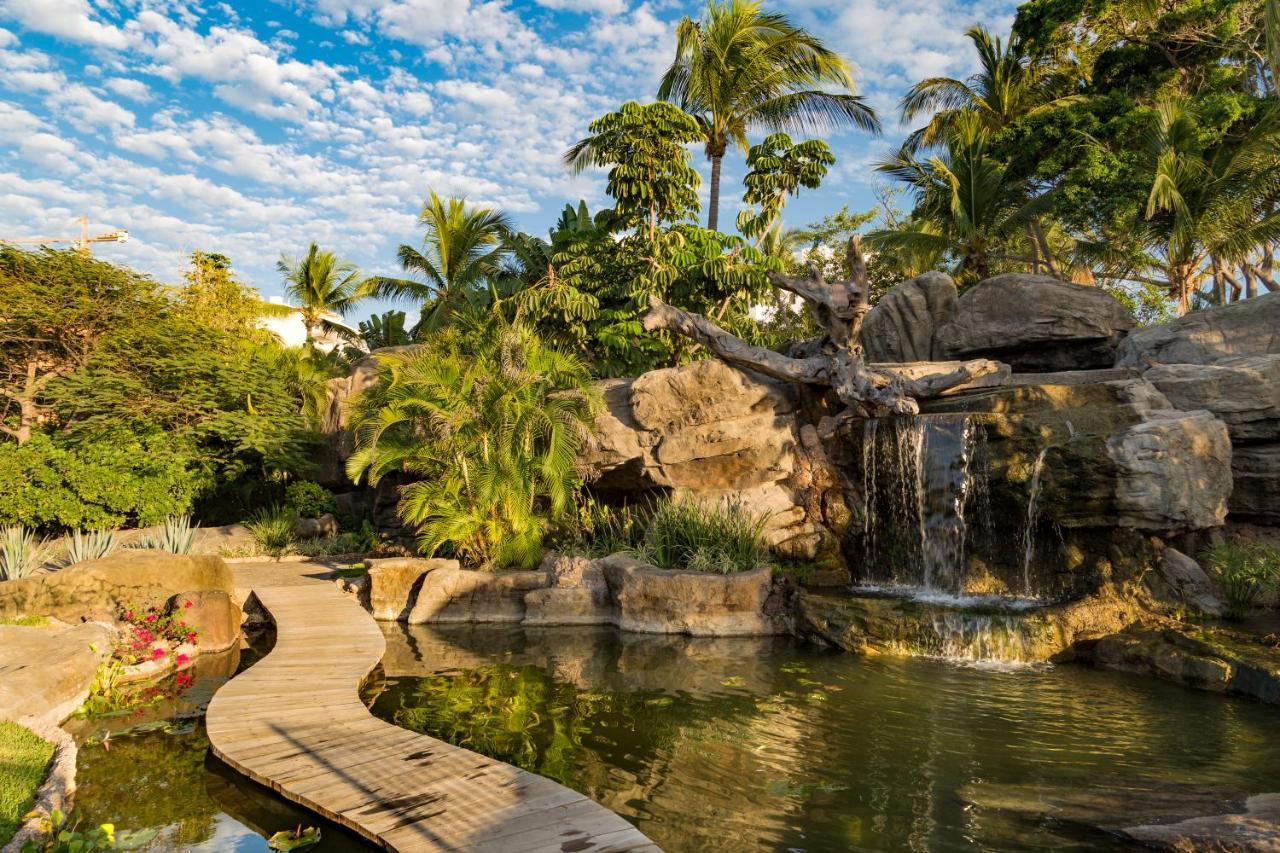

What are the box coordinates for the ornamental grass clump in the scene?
[246,505,297,559]
[637,496,769,574]
[134,515,196,555]
[0,526,48,581]
[1201,542,1280,619]
[64,528,120,566]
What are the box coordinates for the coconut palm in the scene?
[869,111,1055,282]
[1127,98,1280,313]
[365,191,513,335]
[657,0,880,231]
[275,242,365,345]
[346,318,600,569]
[900,25,1083,154]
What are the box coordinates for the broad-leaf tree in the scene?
[737,132,835,244]
[657,0,879,230]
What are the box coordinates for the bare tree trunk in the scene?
[0,361,43,445]
[642,236,1003,417]
[1031,220,1061,278]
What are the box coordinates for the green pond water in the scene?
[367,623,1280,853]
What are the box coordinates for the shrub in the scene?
[284,481,336,519]
[632,496,769,574]
[570,496,643,557]
[0,526,49,581]
[1201,542,1280,619]
[134,516,196,555]
[63,529,120,566]
[246,505,296,559]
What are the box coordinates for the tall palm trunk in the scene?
[708,153,723,231]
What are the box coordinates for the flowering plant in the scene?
[114,601,199,666]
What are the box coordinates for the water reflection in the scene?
[371,623,1280,853]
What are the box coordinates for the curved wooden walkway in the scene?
[207,564,659,852]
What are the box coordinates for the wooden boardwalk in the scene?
[207,567,659,852]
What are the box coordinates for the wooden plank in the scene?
[207,562,658,852]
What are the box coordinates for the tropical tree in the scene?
[900,25,1083,153]
[358,310,412,350]
[346,319,600,569]
[1125,98,1280,313]
[275,242,366,345]
[737,132,834,244]
[366,191,513,335]
[657,0,880,230]
[870,111,1055,283]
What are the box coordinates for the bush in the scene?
[1201,542,1280,619]
[637,497,770,574]
[246,505,296,559]
[64,529,120,566]
[0,433,197,533]
[134,516,196,555]
[285,481,336,519]
[0,526,49,581]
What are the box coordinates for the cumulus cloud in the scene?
[0,0,130,48]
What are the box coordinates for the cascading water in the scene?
[1021,447,1051,598]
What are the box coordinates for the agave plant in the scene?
[64,528,120,566]
[1,525,50,580]
[135,515,197,555]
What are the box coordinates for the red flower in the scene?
[175,672,194,689]
[175,653,190,667]
[185,632,197,643]
[151,647,166,661]
[145,613,158,623]
[184,600,193,609]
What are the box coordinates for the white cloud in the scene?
[0,0,129,48]
[533,0,626,14]
[104,76,152,101]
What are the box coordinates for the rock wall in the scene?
[361,554,791,637]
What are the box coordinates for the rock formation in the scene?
[1115,291,1280,366]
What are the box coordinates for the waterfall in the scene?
[860,415,980,596]
[1021,447,1050,597]
[919,611,1038,663]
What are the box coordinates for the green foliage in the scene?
[64,529,120,566]
[636,496,770,574]
[366,191,514,335]
[245,505,296,559]
[19,809,154,852]
[565,102,704,238]
[0,433,195,533]
[357,310,412,350]
[738,133,835,242]
[134,516,196,555]
[0,720,52,845]
[347,319,600,569]
[568,496,644,557]
[1201,542,1280,619]
[276,242,366,344]
[0,526,49,581]
[284,481,335,519]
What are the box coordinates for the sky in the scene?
[0,0,1018,317]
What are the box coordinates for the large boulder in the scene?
[599,554,784,636]
[0,622,112,725]
[1116,292,1280,366]
[365,557,457,621]
[166,589,240,652]
[0,552,234,624]
[935,274,1136,370]
[405,566,549,624]
[860,271,958,362]
[1144,356,1280,443]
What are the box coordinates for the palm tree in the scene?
[657,0,880,231]
[366,191,514,335]
[869,111,1055,282]
[899,25,1083,153]
[1127,98,1280,313]
[275,242,365,345]
[346,318,600,569]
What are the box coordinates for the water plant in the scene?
[18,809,155,852]
[64,529,120,566]
[0,526,48,581]
[134,516,196,555]
[637,496,770,574]
[246,505,297,559]
[1201,542,1280,619]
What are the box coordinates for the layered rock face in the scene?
[1115,291,1280,366]
[585,359,845,565]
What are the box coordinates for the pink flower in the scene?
[145,614,158,623]
[151,647,166,661]
[184,600,193,609]
[185,632,197,643]
[175,653,190,667]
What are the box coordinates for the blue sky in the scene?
[0,0,1017,317]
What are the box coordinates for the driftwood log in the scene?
[642,236,1002,417]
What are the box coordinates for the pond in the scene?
[368,623,1280,853]
[70,638,375,852]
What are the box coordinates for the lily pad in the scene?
[267,826,322,850]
